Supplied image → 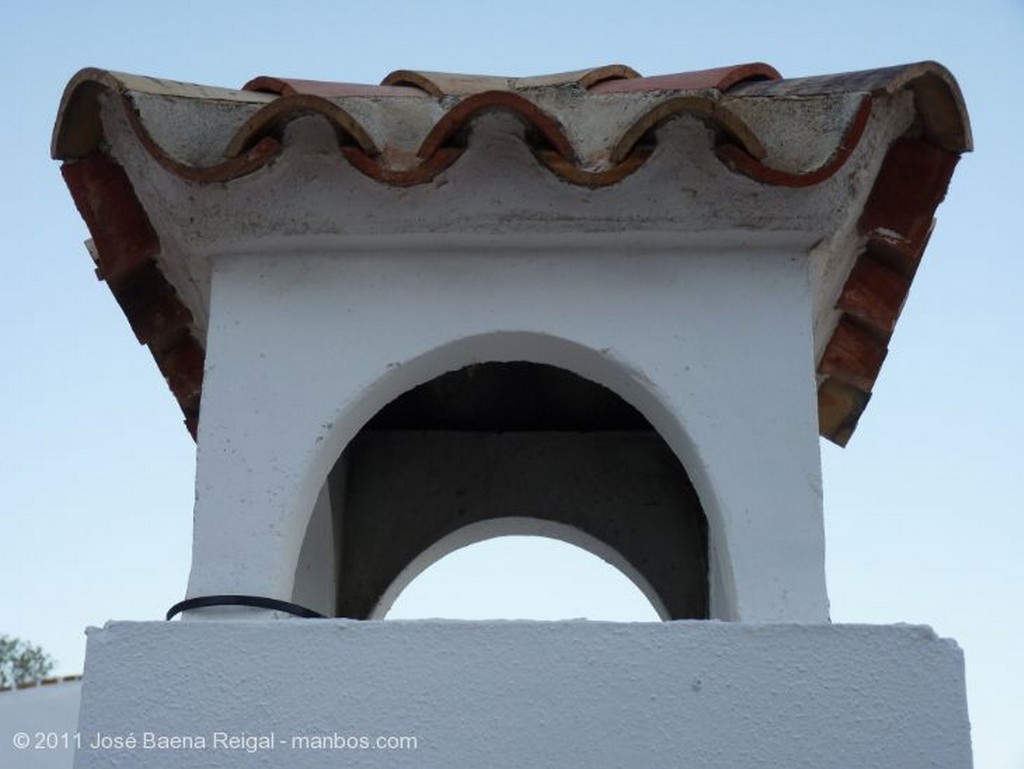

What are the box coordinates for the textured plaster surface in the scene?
[291,482,335,618]
[187,247,826,622]
[124,84,869,174]
[73,621,972,769]
[96,88,915,358]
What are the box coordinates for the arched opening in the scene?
[374,517,669,619]
[293,361,708,619]
[386,535,662,621]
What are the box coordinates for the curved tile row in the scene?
[55,72,879,191]
[52,63,971,443]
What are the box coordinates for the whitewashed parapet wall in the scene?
[72,621,971,769]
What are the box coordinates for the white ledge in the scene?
[74,620,972,769]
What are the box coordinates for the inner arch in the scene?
[385,531,662,621]
[301,361,709,620]
[377,519,668,620]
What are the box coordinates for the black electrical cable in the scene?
[165,595,326,620]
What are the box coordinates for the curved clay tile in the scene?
[124,105,283,184]
[381,70,512,96]
[52,63,972,445]
[817,129,963,444]
[590,63,781,94]
[225,94,382,159]
[341,146,464,187]
[716,97,872,187]
[730,61,971,152]
[610,96,766,164]
[52,68,112,160]
[381,65,641,96]
[416,90,576,161]
[243,75,425,99]
[534,146,653,188]
[54,68,285,184]
[884,62,972,152]
[59,149,203,437]
[575,64,641,89]
[53,68,273,160]
[54,64,919,196]
[513,65,641,90]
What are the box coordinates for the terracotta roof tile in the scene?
[380,64,640,95]
[60,152,159,285]
[589,63,780,93]
[243,76,425,98]
[815,135,962,444]
[836,256,912,336]
[729,61,971,152]
[859,138,961,274]
[417,90,576,160]
[717,96,872,188]
[819,317,889,393]
[52,61,970,444]
[60,149,201,438]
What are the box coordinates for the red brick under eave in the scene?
[61,152,203,438]
[816,137,960,445]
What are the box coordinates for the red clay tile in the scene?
[124,92,284,183]
[610,96,766,164]
[717,97,872,188]
[837,256,911,335]
[535,147,652,188]
[342,147,464,187]
[382,70,509,96]
[61,153,159,286]
[157,333,205,436]
[60,148,205,437]
[814,138,958,444]
[417,91,576,161]
[859,138,960,275]
[817,377,871,447]
[244,76,425,98]
[589,63,781,94]
[113,262,193,349]
[225,95,380,159]
[52,62,972,446]
[819,317,888,392]
[381,65,641,96]
[731,62,971,153]
[575,64,641,89]
[158,335,204,399]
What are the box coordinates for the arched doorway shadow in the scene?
[301,362,709,620]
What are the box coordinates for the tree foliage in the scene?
[0,635,55,687]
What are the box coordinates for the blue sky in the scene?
[1,2,1021,767]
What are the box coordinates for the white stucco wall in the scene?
[72,621,972,769]
[291,482,335,617]
[0,681,81,769]
[187,244,827,622]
